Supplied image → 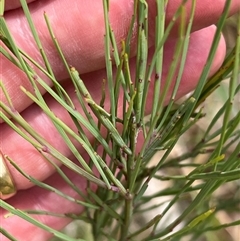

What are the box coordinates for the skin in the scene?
[0,0,239,240]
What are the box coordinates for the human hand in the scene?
[1,0,239,240]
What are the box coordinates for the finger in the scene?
[0,164,95,241]
[1,25,226,193]
[165,0,240,33]
[1,0,239,114]
[4,0,36,11]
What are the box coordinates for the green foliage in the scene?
[0,0,239,240]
